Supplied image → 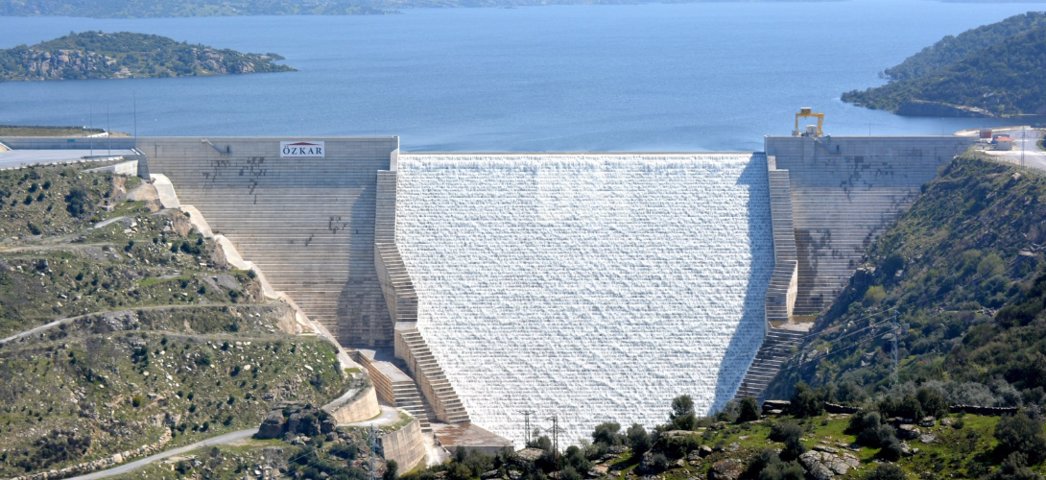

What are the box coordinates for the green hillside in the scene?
[0,31,293,81]
[842,12,1046,117]
[0,163,354,477]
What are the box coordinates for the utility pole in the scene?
[519,410,536,446]
[369,425,379,480]
[1021,126,1027,169]
[891,311,900,386]
[545,415,562,464]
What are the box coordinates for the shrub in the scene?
[789,383,824,418]
[737,396,761,423]
[865,463,906,480]
[644,453,670,474]
[747,450,805,480]
[626,423,651,457]
[995,411,1046,464]
[64,188,89,218]
[669,395,697,430]
[769,421,805,460]
[383,460,398,480]
[592,422,623,447]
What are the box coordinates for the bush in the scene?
[789,383,824,418]
[644,453,670,474]
[591,422,623,447]
[626,423,651,457]
[64,187,89,218]
[745,450,805,480]
[769,421,805,460]
[737,396,761,423]
[995,411,1046,464]
[383,459,398,480]
[865,463,906,480]
[669,395,697,430]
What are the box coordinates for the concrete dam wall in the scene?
[394,153,774,444]
[139,137,399,347]
[119,134,976,446]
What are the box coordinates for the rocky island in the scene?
[0,31,294,81]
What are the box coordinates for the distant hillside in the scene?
[0,0,829,17]
[0,31,293,81]
[842,12,1046,117]
[767,155,1046,410]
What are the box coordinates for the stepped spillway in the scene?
[394,153,773,444]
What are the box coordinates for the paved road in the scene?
[66,428,258,480]
[983,127,1046,171]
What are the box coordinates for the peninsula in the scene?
[842,12,1046,117]
[0,31,294,82]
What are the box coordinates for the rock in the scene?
[481,469,500,479]
[255,411,285,439]
[710,459,744,480]
[699,445,713,457]
[799,449,860,479]
[919,416,936,427]
[940,418,955,427]
[589,464,609,477]
[897,424,921,440]
[814,444,838,454]
[686,450,703,462]
[726,442,740,452]
[919,434,937,444]
[515,447,545,463]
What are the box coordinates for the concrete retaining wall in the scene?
[379,418,428,472]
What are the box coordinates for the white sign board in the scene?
[280,141,325,158]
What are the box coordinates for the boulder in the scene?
[255,411,285,439]
[799,449,860,479]
[710,459,744,480]
[897,424,921,440]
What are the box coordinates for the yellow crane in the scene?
[793,107,825,137]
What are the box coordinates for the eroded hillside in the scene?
[0,164,353,477]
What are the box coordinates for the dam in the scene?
[0,133,974,446]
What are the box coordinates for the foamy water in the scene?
[395,153,772,445]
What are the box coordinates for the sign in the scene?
[280,141,325,158]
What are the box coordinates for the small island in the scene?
[0,31,294,82]
[842,12,1046,118]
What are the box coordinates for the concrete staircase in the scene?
[358,351,434,432]
[733,328,806,401]
[395,324,471,424]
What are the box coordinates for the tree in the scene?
[737,396,761,423]
[789,383,824,418]
[626,423,651,457]
[995,412,1046,464]
[669,395,697,430]
[591,422,623,447]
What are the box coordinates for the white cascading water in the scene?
[395,153,772,446]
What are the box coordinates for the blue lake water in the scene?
[1,0,1044,151]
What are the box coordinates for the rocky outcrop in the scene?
[254,404,336,440]
[798,446,860,480]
